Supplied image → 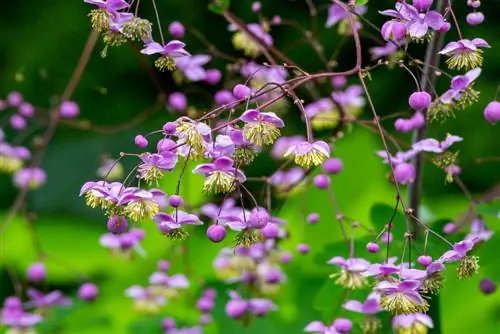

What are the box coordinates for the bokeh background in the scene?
[1,0,500,333]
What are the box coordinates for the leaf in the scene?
[475,201,500,218]
[207,0,230,15]
[355,0,369,5]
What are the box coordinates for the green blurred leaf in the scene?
[355,0,369,5]
[476,201,500,217]
[208,0,230,15]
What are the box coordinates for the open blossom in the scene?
[126,285,166,313]
[1,297,42,333]
[270,167,306,194]
[439,38,490,70]
[117,189,166,221]
[193,156,246,194]
[412,133,462,154]
[343,293,381,315]
[271,136,305,160]
[138,153,178,184]
[175,117,212,155]
[465,218,494,244]
[230,23,273,57]
[240,62,287,101]
[100,228,146,256]
[26,288,72,309]
[375,280,429,315]
[326,2,366,32]
[175,55,211,82]
[332,85,365,118]
[206,134,235,159]
[305,98,340,130]
[13,167,46,190]
[141,40,190,71]
[304,320,338,333]
[327,256,370,289]
[240,109,284,146]
[84,0,130,32]
[154,210,203,239]
[392,313,433,333]
[284,140,330,168]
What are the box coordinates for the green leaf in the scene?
[207,0,230,15]
[475,201,500,217]
[354,0,369,5]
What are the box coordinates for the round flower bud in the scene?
[381,20,406,42]
[107,215,128,234]
[205,69,222,85]
[443,223,456,234]
[134,135,148,148]
[467,0,481,8]
[439,22,451,32]
[366,242,380,253]
[307,213,320,224]
[162,318,176,331]
[280,252,292,263]
[483,101,500,124]
[408,91,432,111]
[333,318,352,333]
[394,119,413,133]
[417,255,433,267]
[297,243,310,254]
[78,283,98,301]
[264,270,283,284]
[251,1,261,12]
[272,15,282,25]
[158,260,170,271]
[249,210,269,229]
[214,89,235,106]
[331,76,347,88]
[4,296,22,310]
[168,21,185,39]
[413,0,433,11]
[27,262,47,282]
[207,224,226,243]
[410,111,425,129]
[466,12,484,25]
[394,163,416,185]
[322,158,343,174]
[225,299,248,319]
[10,115,26,130]
[261,223,279,239]
[197,298,214,313]
[19,103,35,118]
[59,101,80,118]
[7,91,23,107]
[381,232,393,244]
[168,92,187,112]
[168,195,184,208]
[163,122,177,135]
[232,84,252,100]
[479,278,497,295]
[313,174,330,189]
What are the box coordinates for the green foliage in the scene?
[208,0,231,15]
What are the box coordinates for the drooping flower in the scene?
[13,167,46,190]
[303,320,337,333]
[284,141,330,168]
[230,23,273,57]
[117,189,166,221]
[326,2,366,35]
[229,129,257,166]
[332,85,365,118]
[138,153,178,184]
[96,157,124,180]
[140,40,190,71]
[175,55,211,82]
[0,297,43,333]
[193,156,246,194]
[240,109,284,146]
[412,133,463,154]
[375,280,429,315]
[392,313,433,334]
[327,256,370,289]
[465,218,494,244]
[439,38,490,70]
[271,136,305,160]
[154,210,203,240]
[175,117,212,156]
[26,288,72,309]
[125,285,166,313]
[305,98,340,130]
[84,0,130,32]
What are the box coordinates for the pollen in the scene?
[176,122,205,154]
[445,50,483,71]
[396,322,430,334]
[234,229,262,247]
[457,255,479,279]
[232,32,260,58]
[154,56,176,72]
[380,293,429,315]
[233,148,255,166]
[311,110,340,130]
[125,200,159,222]
[330,270,367,289]
[88,9,110,32]
[203,171,237,194]
[243,122,281,146]
[294,149,328,168]
[122,18,153,41]
[0,156,23,173]
[421,272,445,294]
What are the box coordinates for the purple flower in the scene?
[248,298,276,316]
[206,134,235,159]
[270,167,306,193]
[84,0,129,12]
[240,109,284,146]
[201,198,238,221]
[193,156,246,194]
[439,240,474,263]
[148,272,190,289]
[332,85,365,117]
[369,41,401,60]
[440,67,481,104]
[141,40,189,57]
[117,188,166,221]
[375,280,428,314]
[13,167,46,190]
[0,297,42,331]
[412,133,462,153]
[125,285,166,311]
[272,136,305,160]
[392,313,433,332]
[154,210,203,233]
[175,54,211,82]
[439,38,490,70]
[343,293,381,315]
[26,288,72,309]
[100,228,145,255]
[465,218,494,244]
[138,153,178,184]
[328,256,370,289]
[326,3,366,28]
[304,320,338,333]
[284,140,330,168]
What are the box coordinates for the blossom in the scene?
[326,2,366,33]
[26,288,72,309]
[332,85,365,117]
[305,98,340,130]
[343,293,381,315]
[439,38,490,70]
[154,210,203,239]
[13,167,46,190]
[284,140,330,168]
[369,41,401,60]
[240,109,284,146]
[141,40,190,71]
[0,297,42,332]
[271,136,305,159]
[193,156,246,193]
[175,117,212,155]
[125,285,166,313]
[465,218,494,244]
[138,153,178,184]
[230,23,273,57]
[375,280,428,315]
[412,133,462,154]
[99,228,146,256]
[175,55,211,82]
[84,0,130,32]
[118,189,166,221]
[327,256,370,289]
[304,320,338,333]
[439,240,474,263]
[392,313,433,333]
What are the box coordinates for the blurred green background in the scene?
[1,0,500,333]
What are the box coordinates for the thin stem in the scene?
[399,62,421,91]
[151,0,165,44]
[446,0,463,40]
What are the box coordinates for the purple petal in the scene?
[304,321,327,332]
[471,38,490,48]
[465,67,481,83]
[261,112,284,127]
[193,163,215,175]
[140,42,164,55]
[412,138,442,153]
[425,11,444,30]
[409,21,428,38]
[240,109,261,123]
[451,75,470,90]
[399,280,420,291]
[343,300,364,313]
[439,41,459,55]
[440,134,463,150]
[214,156,234,170]
[327,256,346,266]
[168,274,190,288]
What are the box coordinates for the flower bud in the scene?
[19,103,35,118]
[158,260,170,271]
[381,20,406,41]
[214,89,235,106]
[479,278,497,295]
[207,224,226,243]
[439,22,451,32]
[168,92,187,112]
[78,283,98,301]
[168,21,185,39]
[225,299,248,319]
[466,12,484,25]
[307,212,320,224]
[331,76,347,88]
[7,91,23,107]
[417,255,433,267]
[27,262,47,282]
[10,115,26,130]
[297,243,310,254]
[197,297,214,313]
[408,91,432,111]
[483,101,500,124]
[443,223,456,234]
[107,215,128,234]
[394,163,416,185]
[134,135,148,148]
[280,252,292,263]
[163,122,177,135]
[366,242,380,253]
[162,318,176,331]
[322,158,343,174]
[381,232,393,244]
[249,210,269,229]
[59,101,80,118]
[333,318,352,333]
[394,119,413,133]
[313,174,330,189]
[168,195,183,208]
[251,1,261,12]
[205,69,222,85]
[413,0,433,11]
[261,223,279,239]
[232,84,252,99]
